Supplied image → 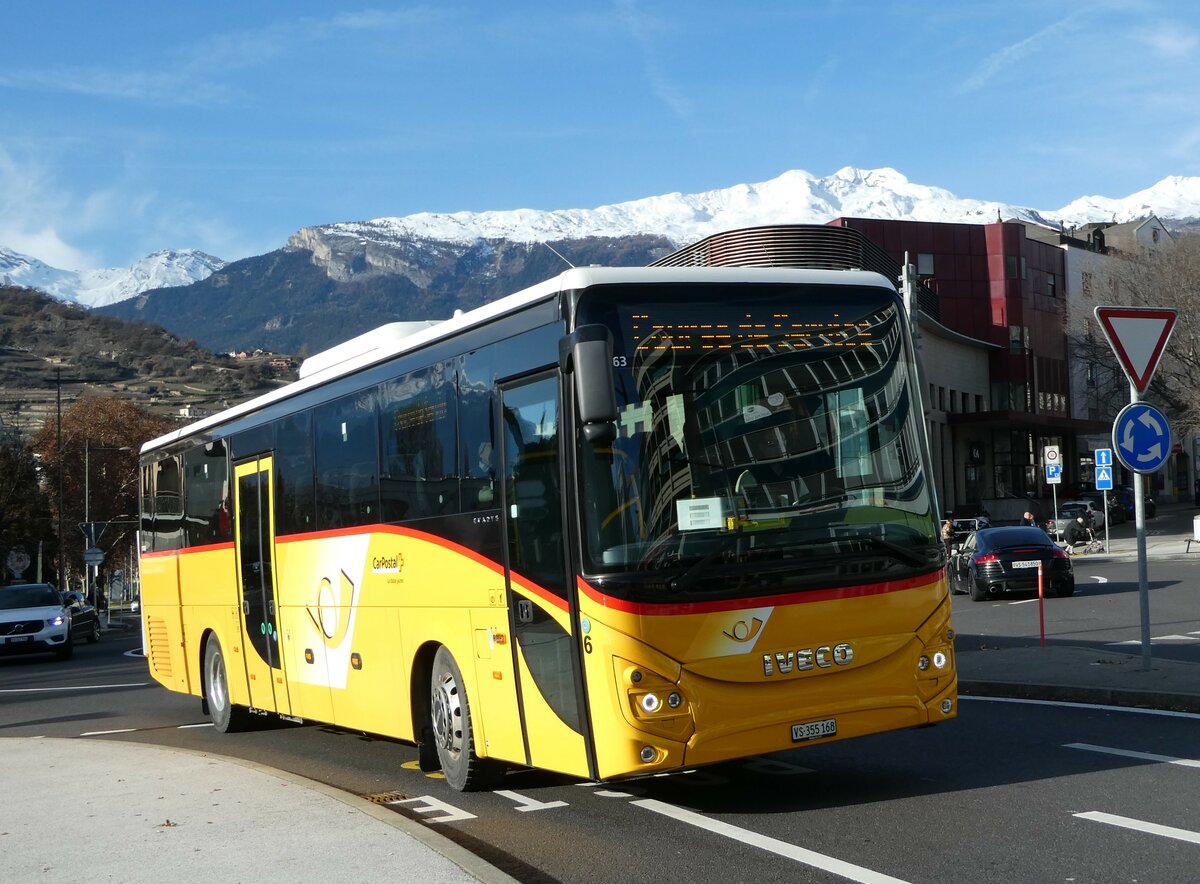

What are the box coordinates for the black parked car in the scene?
[1115,486,1156,519]
[948,526,1074,601]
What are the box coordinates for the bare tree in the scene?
[1067,231,1200,433]
[29,396,175,589]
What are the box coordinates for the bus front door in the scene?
[233,457,290,716]
[499,374,591,779]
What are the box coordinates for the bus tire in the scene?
[430,646,503,791]
[204,636,252,733]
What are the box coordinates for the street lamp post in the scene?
[83,443,132,618]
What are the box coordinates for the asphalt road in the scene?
[3,630,1200,882]
[951,554,1200,662]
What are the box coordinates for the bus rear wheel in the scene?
[204,636,252,733]
[429,646,502,791]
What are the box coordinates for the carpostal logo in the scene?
[371,552,404,575]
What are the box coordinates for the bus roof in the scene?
[141,265,896,455]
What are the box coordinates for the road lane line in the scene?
[1075,811,1200,845]
[961,696,1200,721]
[81,728,138,736]
[633,798,910,884]
[0,682,149,694]
[1065,743,1200,768]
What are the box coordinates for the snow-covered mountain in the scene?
[11,166,1200,310]
[0,247,225,308]
[300,166,1200,253]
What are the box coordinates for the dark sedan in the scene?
[948,526,1074,601]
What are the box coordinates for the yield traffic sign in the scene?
[1094,306,1177,393]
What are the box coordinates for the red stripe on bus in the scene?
[273,524,569,612]
[576,571,938,615]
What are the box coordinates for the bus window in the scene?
[183,445,231,546]
[275,410,314,536]
[378,363,457,522]
[314,389,379,530]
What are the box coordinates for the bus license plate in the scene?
[1012,560,1039,569]
[791,718,837,742]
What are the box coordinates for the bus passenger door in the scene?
[499,374,591,779]
[233,457,291,715]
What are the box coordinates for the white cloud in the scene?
[958,13,1084,94]
[1135,22,1199,58]
[615,0,692,119]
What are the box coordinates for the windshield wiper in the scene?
[832,532,930,568]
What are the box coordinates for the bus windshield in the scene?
[574,282,940,600]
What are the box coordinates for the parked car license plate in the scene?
[791,718,837,742]
[2,635,32,644]
[1012,560,1039,569]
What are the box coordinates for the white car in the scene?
[0,584,98,661]
[1059,499,1105,530]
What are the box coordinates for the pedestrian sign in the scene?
[1095,465,1113,490]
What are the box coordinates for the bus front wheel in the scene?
[429,646,502,791]
[204,636,252,733]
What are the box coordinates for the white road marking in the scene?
[1090,576,1108,583]
[81,728,137,736]
[593,790,633,798]
[178,722,214,729]
[633,798,910,884]
[1106,635,1200,646]
[961,695,1200,721]
[1065,743,1200,768]
[391,795,477,823]
[1008,598,1038,605]
[0,682,149,694]
[1075,811,1200,845]
[494,789,568,811]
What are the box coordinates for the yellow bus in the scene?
[139,265,956,791]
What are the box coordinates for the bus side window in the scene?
[378,362,457,522]
[275,410,314,536]
[314,389,380,530]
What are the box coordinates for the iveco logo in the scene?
[763,643,854,676]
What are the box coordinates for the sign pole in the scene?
[1131,383,1152,671]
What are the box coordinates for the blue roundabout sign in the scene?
[1113,402,1171,474]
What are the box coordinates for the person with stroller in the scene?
[1063,515,1093,554]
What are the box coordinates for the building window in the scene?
[975,394,984,412]
[1006,256,1018,279]
[1047,273,1057,298]
[1021,256,1027,279]
[1152,227,1160,244]
[1009,325,1023,353]
[917,253,935,276]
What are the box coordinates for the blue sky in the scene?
[2,1,1198,270]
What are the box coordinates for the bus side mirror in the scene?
[560,325,617,444]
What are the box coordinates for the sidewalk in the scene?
[957,500,1200,714]
[1,737,517,884]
